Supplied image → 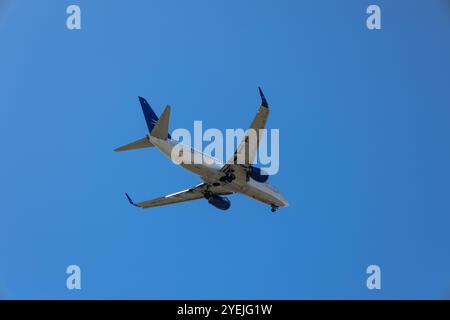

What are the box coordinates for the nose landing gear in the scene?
[270,205,279,213]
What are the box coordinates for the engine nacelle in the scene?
[249,166,269,183]
[207,195,231,210]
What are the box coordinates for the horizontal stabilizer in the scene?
[150,105,171,140]
[114,136,154,152]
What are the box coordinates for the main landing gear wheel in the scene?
[203,191,212,200]
[271,205,279,213]
[220,172,236,183]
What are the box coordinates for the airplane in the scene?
[115,87,288,212]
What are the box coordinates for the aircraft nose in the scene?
[281,198,289,208]
[277,194,289,208]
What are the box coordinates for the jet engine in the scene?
[207,194,231,210]
[248,166,269,183]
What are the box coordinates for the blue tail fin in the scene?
[138,96,171,139]
[139,96,159,133]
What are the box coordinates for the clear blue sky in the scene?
[1,0,450,299]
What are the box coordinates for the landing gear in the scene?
[220,171,236,183]
[203,190,213,200]
[271,205,279,213]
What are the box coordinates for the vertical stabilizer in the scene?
[139,96,159,133]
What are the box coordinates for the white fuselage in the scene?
[149,136,288,208]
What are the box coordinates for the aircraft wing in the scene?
[221,87,269,174]
[125,183,232,209]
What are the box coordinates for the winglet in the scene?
[258,87,269,108]
[125,193,137,207]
